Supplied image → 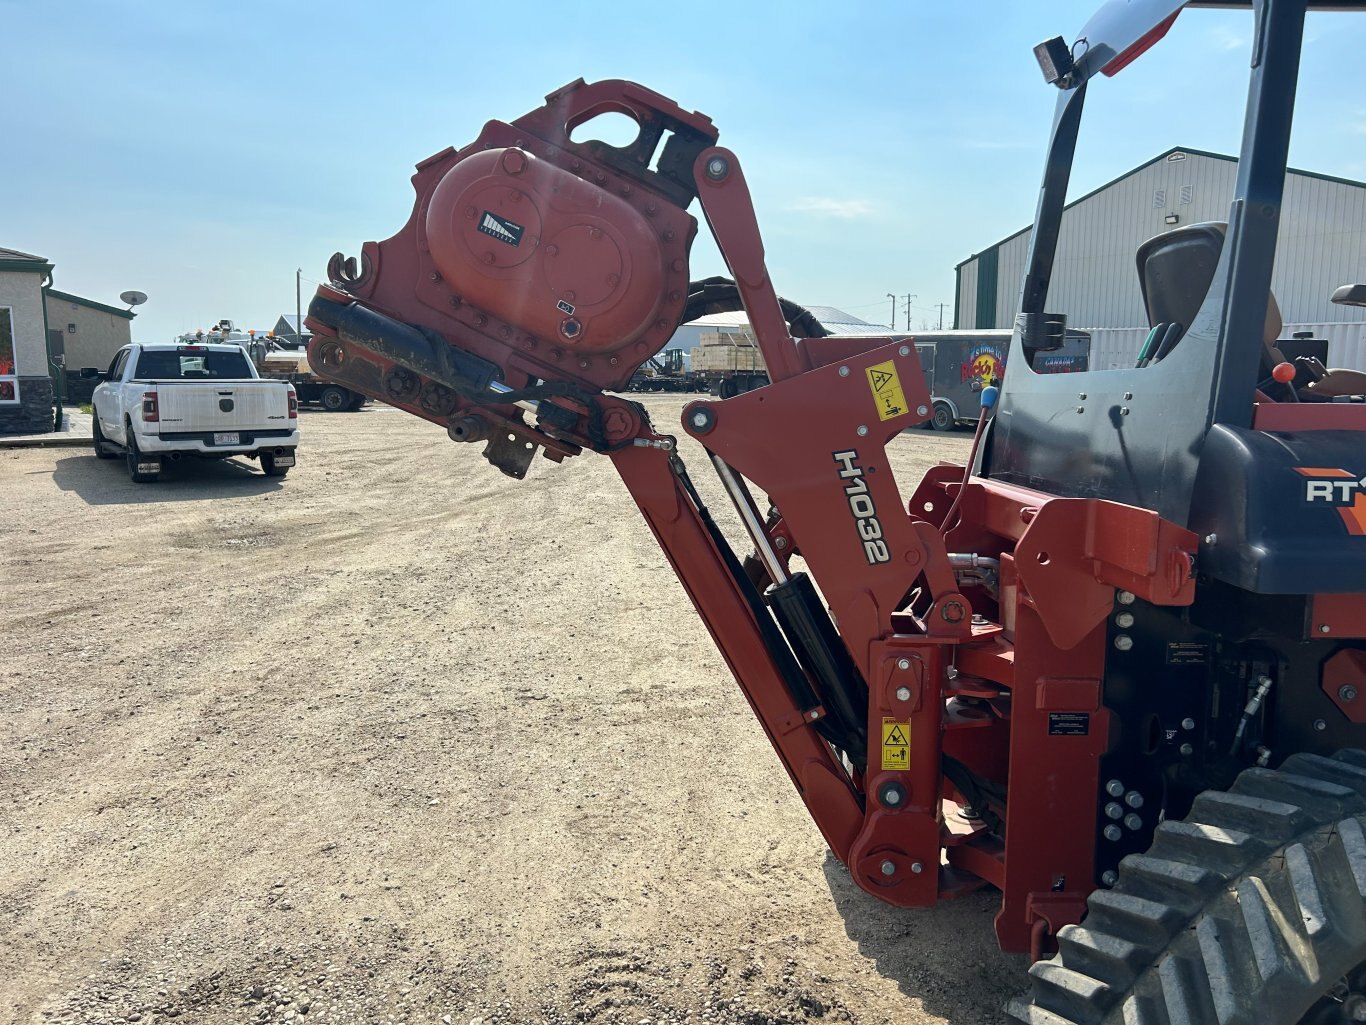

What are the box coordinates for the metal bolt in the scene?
[1103,825,1123,842]
[1114,634,1134,652]
[857,425,869,437]
[1341,686,1359,702]
[1116,591,1136,605]
[1320,624,1332,634]
[1076,406,1085,414]
[1105,779,1124,798]
[1204,533,1217,545]
[1101,870,1119,886]
[916,405,929,416]
[897,658,911,671]
[1124,813,1143,831]
[1123,392,1133,401]
[1115,612,1135,629]
[705,156,729,180]
[1315,718,1328,731]
[691,411,709,429]
[1180,742,1194,756]
[1078,392,1087,400]
[899,345,911,356]
[1120,407,1130,416]
[883,788,902,806]
[880,860,896,877]
[910,862,924,874]
[774,536,788,550]
[1125,791,1144,809]
[1182,718,1196,730]
[838,366,850,377]
[895,686,911,702]
[1105,802,1123,820]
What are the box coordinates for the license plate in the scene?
[274,454,296,467]
[214,432,240,445]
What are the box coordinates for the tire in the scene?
[930,401,955,432]
[319,386,350,412]
[1008,751,1366,1025]
[260,450,292,477]
[91,412,116,459]
[124,429,159,484]
[346,392,367,411]
[718,378,739,400]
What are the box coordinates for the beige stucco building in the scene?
[0,247,56,434]
[45,289,135,382]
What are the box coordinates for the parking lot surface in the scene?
[1,398,1019,1025]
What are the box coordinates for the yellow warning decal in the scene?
[881,717,910,771]
[865,360,908,422]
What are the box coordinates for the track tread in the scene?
[1006,751,1366,1025]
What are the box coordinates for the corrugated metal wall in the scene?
[1083,322,1366,372]
[956,150,1366,331]
[957,261,979,329]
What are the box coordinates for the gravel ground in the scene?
[1,395,1024,1025]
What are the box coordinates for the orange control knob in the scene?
[1272,362,1296,384]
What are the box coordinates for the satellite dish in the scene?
[119,290,148,309]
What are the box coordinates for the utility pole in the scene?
[903,293,918,331]
[936,303,950,330]
[886,293,896,331]
[296,268,303,347]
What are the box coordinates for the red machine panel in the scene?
[425,147,668,354]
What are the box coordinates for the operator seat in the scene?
[1135,221,1282,370]
[1136,222,1366,397]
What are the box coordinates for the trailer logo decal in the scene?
[881,718,910,771]
[864,360,907,421]
[833,449,891,564]
[1295,467,1366,535]
[478,211,524,246]
[961,344,1005,387]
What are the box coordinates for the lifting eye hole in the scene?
[568,111,641,151]
[1036,551,1051,565]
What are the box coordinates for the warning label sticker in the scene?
[865,360,907,421]
[881,717,910,771]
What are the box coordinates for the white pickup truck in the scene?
[87,342,299,483]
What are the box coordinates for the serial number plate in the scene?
[213,432,240,445]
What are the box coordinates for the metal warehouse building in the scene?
[955,147,1366,369]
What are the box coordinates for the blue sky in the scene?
[3,1,1363,343]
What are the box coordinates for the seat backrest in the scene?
[1135,220,1284,365]
[1136,221,1227,330]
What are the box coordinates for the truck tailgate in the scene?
[155,382,290,433]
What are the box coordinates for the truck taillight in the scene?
[141,391,159,422]
[288,388,298,419]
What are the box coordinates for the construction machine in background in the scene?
[303,2,1366,1020]
[625,348,704,393]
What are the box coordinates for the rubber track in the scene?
[1006,751,1366,1025]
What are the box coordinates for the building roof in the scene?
[0,247,47,262]
[0,246,53,275]
[686,305,893,337]
[46,288,136,320]
[956,145,1366,270]
[275,314,312,335]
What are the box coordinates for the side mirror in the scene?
[1331,284,1366,308]
[79,367,104,380]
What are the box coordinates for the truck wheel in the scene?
[260,450,292,477]
[124,431,159,483]
[719,378,739,400]
[319,386,350,412]
[1007,751,1366,1025]
[346,392,367,411]
[930,401,955,432]
[92,414,116,459]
